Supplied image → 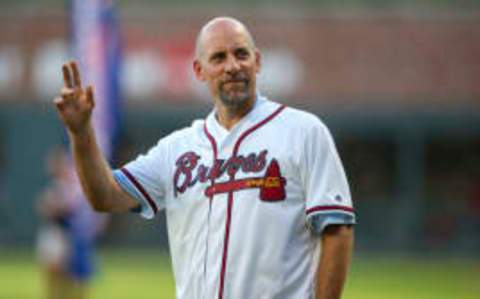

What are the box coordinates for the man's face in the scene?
[194,26,261,110]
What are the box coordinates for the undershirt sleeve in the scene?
[300,119,356,235]
[113,139,170,219]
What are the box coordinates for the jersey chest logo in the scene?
[173,150,286,201]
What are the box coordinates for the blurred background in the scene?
[0,0,479,298]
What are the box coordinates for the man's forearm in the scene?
[69,125,133,212]
[54,61,136,213]
[315,225,354,299]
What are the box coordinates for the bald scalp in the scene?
[195,17,256,59]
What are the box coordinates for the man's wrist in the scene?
[68,124,95,146]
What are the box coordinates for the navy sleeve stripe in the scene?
[120,167,159,214]
[306,205,355,215]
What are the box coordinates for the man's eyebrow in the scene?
[235,47,250,53]
[209,50,226,59]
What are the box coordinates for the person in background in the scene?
[36,147,107,299]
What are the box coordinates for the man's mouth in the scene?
[222,78,249,86]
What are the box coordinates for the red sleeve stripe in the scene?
[306,205,355,215]
[120,167,159,214]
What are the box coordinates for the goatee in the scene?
[219,89,250,111]
[218,75,251,110]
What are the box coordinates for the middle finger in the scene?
[70,61,82,89]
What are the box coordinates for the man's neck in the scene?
[215,97,255,131]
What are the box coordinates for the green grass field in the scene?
[1,248,478,299]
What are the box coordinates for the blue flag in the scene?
[68,0,122,237]
[70,0,122,159]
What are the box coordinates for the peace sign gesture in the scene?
[54,61,95,136]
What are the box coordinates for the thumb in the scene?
[53,97,65,112]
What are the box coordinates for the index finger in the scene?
[62,64,73,88]
[70,61,82,88]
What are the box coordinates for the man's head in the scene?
[193,17,261,112]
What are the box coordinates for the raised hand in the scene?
[54,61,95,135]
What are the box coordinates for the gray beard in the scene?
[219,88,250,111]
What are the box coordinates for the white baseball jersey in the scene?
[113,95,355,299]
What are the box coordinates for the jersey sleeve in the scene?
[301,120,356,234]
[112,138,170,219]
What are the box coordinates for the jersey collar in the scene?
[205,93,282,150]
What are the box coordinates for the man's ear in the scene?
[193,60,205,81]
[254,49,261,73]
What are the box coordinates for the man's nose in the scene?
[225,56,241,73]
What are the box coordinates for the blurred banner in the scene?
[1,12,479,105]
[71,0,122,157]
[67,0,122,237]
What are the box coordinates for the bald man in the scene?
[55,17,355,299]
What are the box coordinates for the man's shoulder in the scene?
[280,105,328,131]
[275,105,336,147]
[160,118,206,144]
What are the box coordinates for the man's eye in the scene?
[236,50,250,59]
[211,53,225,63]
